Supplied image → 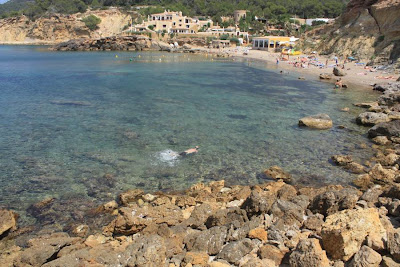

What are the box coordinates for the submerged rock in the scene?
[369,120,400,139]
[299,114,333,129]
[264,166,292,183]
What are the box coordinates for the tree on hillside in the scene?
[82,14,101,30]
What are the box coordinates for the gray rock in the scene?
[186,203,214,229]
[333,67,347,76]
[381,256,400,267]
[205,208,248,228]
[289,238,330,267]
[241,190,275,217]
[309,188,361,217]
[125,234,167,266]
[368,120,400,138]
[349,245,381,267]
[217,238,255,265]
[185,226,228,255]
[356,112,390,126]
[388,228,400,261]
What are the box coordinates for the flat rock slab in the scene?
[299,114,333,129]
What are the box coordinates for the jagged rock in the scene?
[0,209,18,237]
[124,234,167,266]
[388,228,400,261]
[17,233,80,266]
[331,155,353,166]
[184,226,227,255]
[264,166,292,183]
[205,208,248,228]
[119,189,144,206]
[372,136,392,145]
[321,208,386,261]
[368,120,400,139]
[369,163,397,184]
[270,196,309,226]
[333,67,347,76]
[353,174,373,190]
[289,238,330,267]
[248,228,268,241]
[303,214,324,234]
[361,185,383,205]
[258,244,285,265]
[382,256,400,267]
[226,216,263,242]
[105,203,183,235]
[345,162,366,174]
[217,238,255,265]
[309,188,361,217]
[185,203,215,228]
[184,251,209,265]
[349,245,382,267]
[356,112,390,126]
[299,114,333,129]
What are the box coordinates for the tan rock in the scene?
[264,166,292,183]
[103,200,118,212]
[349,245,382,267]
[208,261,231,267]
[331,155,353,166]
[289,238,330,267]
[85,234,108,247]
[369,163,397,184]
[258,244,285,265]
[353,174,373,190]
[119,189,144,206]
[372,136,391,145]
[184,251,209,265]
[298,114,333,129]
[209,180,225,193]
[248,228,268,241]
[0,209,18,236]
[321,208,386,261]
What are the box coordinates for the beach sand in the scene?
[203,48,399,89]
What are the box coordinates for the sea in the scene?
[0,45,378,225]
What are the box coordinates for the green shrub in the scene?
[82,14,101,31]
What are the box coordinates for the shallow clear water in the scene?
[0,46,378,223]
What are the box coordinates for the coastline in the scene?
[2,45,400,266]
[201,47,400,89]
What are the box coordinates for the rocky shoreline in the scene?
[52,35,205,53]
[2,78,400,266]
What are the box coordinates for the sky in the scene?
[0,0,8,4]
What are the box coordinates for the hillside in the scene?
[298,0,400,66]
[0,0,33,17]
[0,8,131,44]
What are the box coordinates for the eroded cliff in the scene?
[0,8,132,44]
[299,0,400,65]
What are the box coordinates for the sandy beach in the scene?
[204,47,400,89]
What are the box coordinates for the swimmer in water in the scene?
[179,146,199,156]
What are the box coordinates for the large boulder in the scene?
[0,209,18,237]
[185,226,228,255]
[289,238,330,267]
[368,120,400,139]
[369,163,398,184]
[321,208,386,261]
[356,112,390,126]
[299,114,333,129]
[258,244,286,266]
[333,67,347,76]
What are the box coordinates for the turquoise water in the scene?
[0,46,377,223]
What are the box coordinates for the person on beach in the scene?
[325,59,328,68]
[335,78,343,88]
[334,56,338,65]
[276,58,279,64]
[179,146,199,156]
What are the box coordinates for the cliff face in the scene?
[0,8,132,44]
[299,0,400,65]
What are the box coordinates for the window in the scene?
[186,25,190,28]
[163,25,166,28]
[260,41,264,48]
[255,40,259,47]
[173,22,176,26]
[179,19,182,22]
